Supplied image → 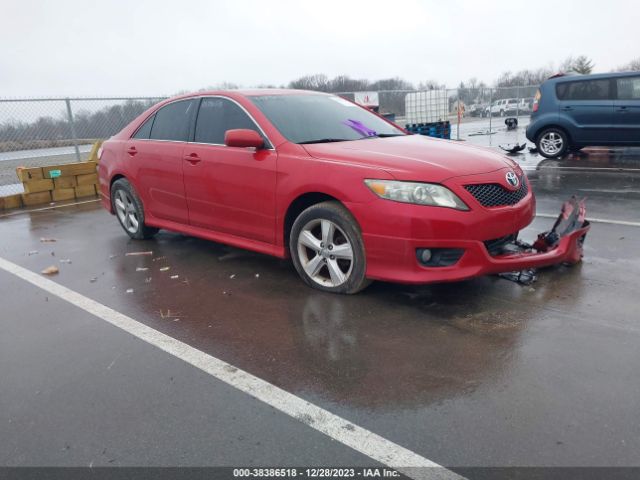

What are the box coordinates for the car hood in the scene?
[302,135,520,182]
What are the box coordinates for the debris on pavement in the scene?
[145,277,152,283]
[41,265,59,275]
[39,237,57,243]
[499,143,527,153]
[109,254,118,259]
[28,250,39,256]
[125,251,153,257]
[255,273,260,278]
[126,288,134,294]
[504,117,518,130]
[158,309,181,319]
[499,269,538,285]
[528,146,539,154]
[170,275,179,279]
[467,130,497,136]
[152,256,167,262]
[229,274,236,279]
[59,259,72,264]
[90,277,97,283]
[135,267,149,272]
[159,266,170,272]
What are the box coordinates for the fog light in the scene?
[418,248,432,263]
[416,248,465,267]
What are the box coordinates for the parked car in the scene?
[468,103,488,117]
[98,90,587,294]
[486,98,519,117]
[517,98,532,114]
[526,72,640,158]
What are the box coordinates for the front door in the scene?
[556,78,614,143]
[183,97,277,244]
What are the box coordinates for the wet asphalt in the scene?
[0,126,639,473]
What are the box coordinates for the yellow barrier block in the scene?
[22,191,52,206]
[0,194,23,210]
[76,173,98,186]
[74,185,97,198]
[23,179,54,194]
[52,188,76,202]
[43,162,97,178]
[16,167,44,182]
[53,177,78,189]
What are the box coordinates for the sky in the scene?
[2,0,639,97]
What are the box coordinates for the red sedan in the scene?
[98,90,588,293]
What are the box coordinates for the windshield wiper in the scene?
[297,138,350,144]
[359,133,406,139]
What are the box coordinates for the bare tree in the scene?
[417,79,444,90]
[287,74,329,91]
[560,55,594,74]
[616,57,640,71]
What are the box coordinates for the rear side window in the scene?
[195,97,262,145]
[132,115,154,139]
[149,100,195,141]
[556,80,611,101]
[617,77,640,100]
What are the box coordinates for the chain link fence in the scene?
[0,97,166,194]
[0,86,539,196]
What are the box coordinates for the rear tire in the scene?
[111,178,159,240]
[290,201,371,294]
[536,128,569,159]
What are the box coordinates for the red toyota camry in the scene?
[98,90,588,293]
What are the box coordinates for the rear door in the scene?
[183,97,277,244]
[613,75,640,143]
[555,78,614,143]
[123,99,196,225]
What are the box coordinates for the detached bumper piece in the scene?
[494,196,590,285]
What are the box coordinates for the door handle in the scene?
[561,106,573,111]
[184,153,201,165]
[616,107,628,113]
[127,146,138,156]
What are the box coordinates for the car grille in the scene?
[464,176,528,208]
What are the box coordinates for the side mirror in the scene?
[224,129,264,149]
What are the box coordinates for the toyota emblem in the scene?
[506,171,519,188]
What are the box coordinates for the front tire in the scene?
[111,178,159,240]
[536,128,569,158]
[290,201,370,294]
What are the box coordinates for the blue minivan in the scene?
[526,72,640,158]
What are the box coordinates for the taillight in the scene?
[532,89,541,113]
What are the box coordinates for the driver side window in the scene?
[194,97,265,145]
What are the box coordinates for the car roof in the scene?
[178,88,330,99]
[546,71,640,84]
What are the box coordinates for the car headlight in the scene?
[364,179,469,210]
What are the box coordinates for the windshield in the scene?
[250,94,405,144]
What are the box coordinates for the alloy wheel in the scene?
[540,131,564,156]
[114,189,140,234]
[297,219,354,287]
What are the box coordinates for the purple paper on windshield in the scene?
[343,119,377,137]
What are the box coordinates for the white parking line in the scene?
[536,213,640,227]
[0,255,462,480]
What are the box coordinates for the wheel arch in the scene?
[283,192,354,251]
[107,174,127,214]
